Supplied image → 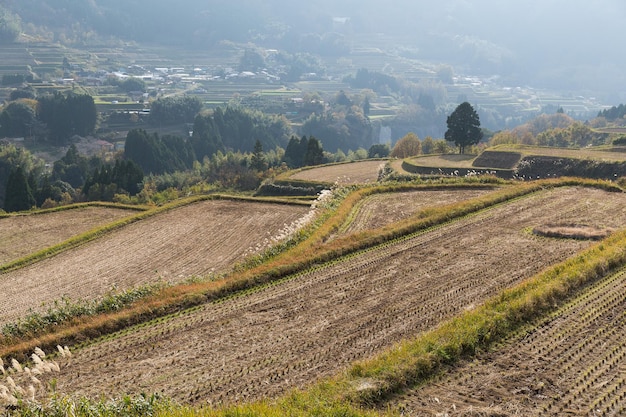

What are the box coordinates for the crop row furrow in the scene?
[52,187,626,406]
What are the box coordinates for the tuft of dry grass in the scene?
[533,223,614,240]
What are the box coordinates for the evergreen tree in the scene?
[445,102,482,154]
[125,129,194,175]
[250,139,267,171]
[4,166,35,212]
[303,136,325,166]
[363,96,371,116]
[190,114,224,160]
[283,135,305,168]
[368,143,390,158]
[0,101,36,137]
[37,92,97,144]
[52,144,89,188]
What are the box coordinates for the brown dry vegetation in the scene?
[391,267,626,416]
[288,160,387,184]
[533,223,614,240]
[492,144,626,162]
[52,187,626,407]
[0,199,309,326]
[0,206,137,265]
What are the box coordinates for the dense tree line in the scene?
[0,101,36,137]
[149,96,203,126]
[0,90,99,146]
[191,106,292,159]
[83,160,144,201]
[37,92,97,143]
[0,142,147,212]
[489,116,610,148]
[345,68,400,95]
[124,129,195,175]
[282,135,325,168]
[301,102,372,153]
[598,104,626,122]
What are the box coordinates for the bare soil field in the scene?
[0,206,137,265]
[391,267,626,417]
[340,188,495,235]
[0,200,309,326]
[407,154,477,168]
[54,187,626,407]
[288,160,387,184]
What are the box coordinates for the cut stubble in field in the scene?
[55,187,626,407]
[289,160,386,184]
[0,200,309,326]
[0,206,137,265]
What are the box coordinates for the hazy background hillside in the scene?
[2,0,625,99]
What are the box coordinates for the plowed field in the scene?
[55,187,626,406]
[0,200,309,326]
[0,206,137,265]
[289,160,386,184]
[341,188,494,235]
[391,267,626,417]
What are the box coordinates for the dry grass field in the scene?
[288,160,387,184]
[0,199,309,326]
[0,206,137,265]
[52,187,626,407]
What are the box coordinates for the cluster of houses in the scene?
[59,62,286,91]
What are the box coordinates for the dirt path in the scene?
[0,206,137,265]
[390,267,626,416]
[55,187,626,407]
[0,200,309,326]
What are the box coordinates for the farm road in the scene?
[0,200,309,326]
[56,187,626,406]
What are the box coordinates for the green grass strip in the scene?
[0,201,149,219]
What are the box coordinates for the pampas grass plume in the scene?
[11,358,22,373]
[27,385,35,402]
[5,376,16,391]
[34,347,46,359]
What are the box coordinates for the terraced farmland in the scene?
[391,266,626,416]
[0,199,309,326]
[288,160,387,184]
[0,205,138,265]
[53,187,626,406]
[339,187,495,235]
